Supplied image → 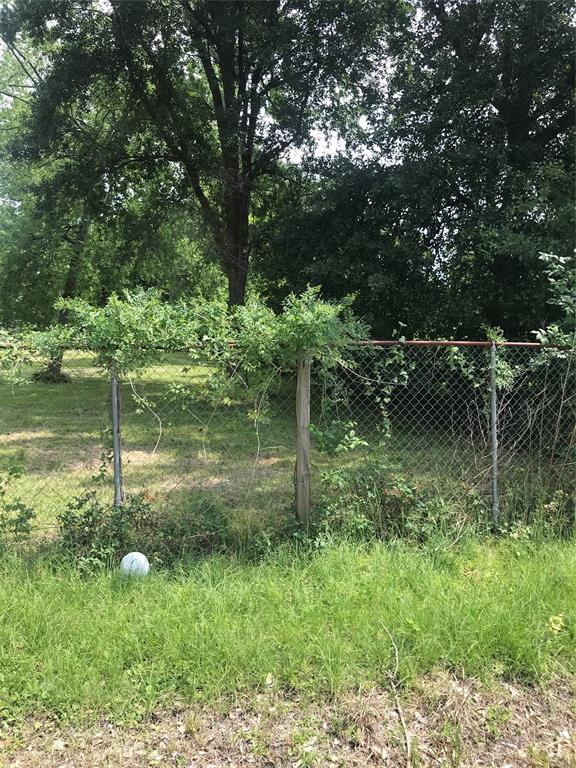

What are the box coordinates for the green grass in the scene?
[0,539,574,723]
[0,352,298,527]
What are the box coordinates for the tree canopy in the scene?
[0,0,406,308]
[255,0,575,339]
[0,0,574,339]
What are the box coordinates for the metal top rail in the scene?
[354,340,566,349]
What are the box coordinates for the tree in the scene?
[0,41,224,337]
[0,151,224,328]
[256,0,575,339]
[0,0,407,307]
[252,158,445,337]
[385,0,575,336]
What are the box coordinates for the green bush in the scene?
[140,494,231,562]
[309,420,369,456]
[317,458,478,543]
[57,491,231,570]
[503,486,576,538]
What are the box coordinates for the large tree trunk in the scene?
[226,257,249,308]
[34,212,91,383]
[222,183,250,309]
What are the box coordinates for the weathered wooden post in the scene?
[111,360,124,507]
[295,353,311,525]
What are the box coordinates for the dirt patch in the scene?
[0,430,56,444]
[3,675,575,767]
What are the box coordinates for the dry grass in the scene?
[4,675,575,767]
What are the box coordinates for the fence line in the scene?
[355,340,564,348]
[0,341,574,540]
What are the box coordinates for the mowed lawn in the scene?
[0,540,574,723]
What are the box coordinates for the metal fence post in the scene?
[111,361,124,507]
[295,353,311,525]
[489,341,499,527]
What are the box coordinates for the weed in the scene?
[309,420,369,455]
[329,714,364,747]
[317,457,478,544]
[484,704,511,740]
[439,719,464,767]
[243,726,269,757]
[0,467,35,546]
[57,490,232,569]
[183,712,200,738]
[527,744,552,767]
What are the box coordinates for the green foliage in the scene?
[18,287,365,385]
[57,492,144,572]
[231,287,368,372]
[309,420,369,456]
[255,1,575,340]
[317,458,474,544]
[493,354,517,392]
[46,290,198,374]
[0,467,35,545]
[58,491,231,571]
[0,328,33,384]
[504,487,576,540]
[189,288,370,422]
[0,42,224,330]
[533,252,576,349]
[383,0,575,338]
[0,0,407,306]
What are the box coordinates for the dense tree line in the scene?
[0,0,574,339]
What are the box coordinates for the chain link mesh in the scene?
[119,353,297,523]
[0,343,573,535]
[0,349,298,533]
[314,343,575,517]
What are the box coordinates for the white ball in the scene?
[120,551,150,577]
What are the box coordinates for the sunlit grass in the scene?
[0,539,574,722]
[0,352,298,526]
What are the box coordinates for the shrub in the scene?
[317,458,474,543]
[57,491,232,570]
[309,420,369,456]
[138,494,231,562]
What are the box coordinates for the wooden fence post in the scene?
[295,353,311,525]
[111,361,124,507]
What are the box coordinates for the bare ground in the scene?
[3,674,575,768]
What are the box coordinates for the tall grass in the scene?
[0,539,574,723]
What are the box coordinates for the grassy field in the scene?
[0,351,497,537]
[0,539,574,724]
[0,352,299,528]
[1,363,575,762]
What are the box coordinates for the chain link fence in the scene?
[0,341,574,538]
[315,342,575,523]
[0,349,298,534]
